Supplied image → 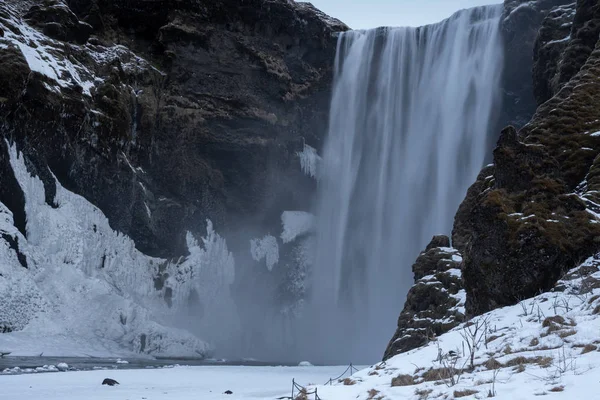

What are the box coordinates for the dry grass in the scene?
[581,344,598,354]
[484,357,502,370]
[537,356,553,368]
[414,388,433,400]
[549,386,565,392]
[503,345,513,355]
[503,355,553,369]
[453,389,478,397]
[486,334,504,344]
[341,378,356,386]
[391,374,415,387]
[514,364,526,373]
[558,329,577,339]
[295,389,308,400]
[421,367,459,383]
[367,388,384,400]
[530,337,540,346]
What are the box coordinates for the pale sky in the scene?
[306,0,499,29]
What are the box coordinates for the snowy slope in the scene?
[302,257,600,399]
[0,144,237,358]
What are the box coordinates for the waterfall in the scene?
[304,5,504,364]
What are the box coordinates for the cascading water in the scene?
[303,5,504,364]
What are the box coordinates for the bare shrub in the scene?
[581,344,598,354]
[558,329,577,339]
[415,388,433,400]
[367,389,383,400]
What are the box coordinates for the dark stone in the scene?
[23,0,92,44]
[383,240,464,361]
[533,3,577,105]
[102,378,119,386]
[0,140,27,238]
[498,0,574,131]
[224,390,233,395]
[425,235,450,251]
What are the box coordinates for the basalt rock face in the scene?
[383,236,465,361]
[534,0,600,106]
[533,3,577,105]
[499,0,573,131]
[0,0,346,258]
[454,0,600,316]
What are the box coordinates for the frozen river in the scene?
[0,364,356,400]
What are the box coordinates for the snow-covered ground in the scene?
[300,258,600,399]
[0,365,347,400]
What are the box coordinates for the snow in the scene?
[546,35,571,45]
[0,5,95,95]
[280,211,314,243]
[301,256,600,400]
[56,363,69,372]
[250,235,279,271]
[0,143,242,358]
[1,365,351,400]
[297,144,321,179]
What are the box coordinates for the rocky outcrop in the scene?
[0,0,346,259]
[499,0,573,131]
[383,236,465,361]
[533,3,576,105]
[534,0,600,105]
[454,0,600,315]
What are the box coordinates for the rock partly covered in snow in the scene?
[383,236,465,361]
[0,0,347,260]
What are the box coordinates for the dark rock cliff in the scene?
[0,0,346,259]
[499,0,573,131]
[454,0,600,315]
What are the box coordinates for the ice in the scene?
[0,143,224,358]
[297,144,321,179]
[250,235,279,271]
[280,211,314,243]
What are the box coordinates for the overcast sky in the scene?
[306,0,499,29]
